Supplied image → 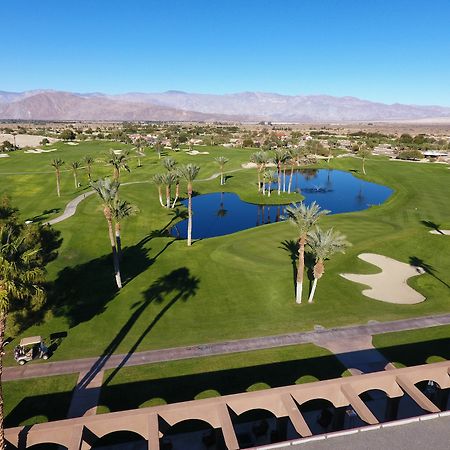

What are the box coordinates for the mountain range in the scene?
[1,89,450,123]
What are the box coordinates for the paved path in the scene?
[4,313,450,381]
[66,370,104,418]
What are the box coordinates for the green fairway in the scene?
[373,325,450,368]
[1,141,450,365]
[3,374,77,427]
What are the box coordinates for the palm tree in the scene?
[265,170,278,197]
[161,172,177,209]
[51,159,65,197]
[162,156,177,172]
[84,155,94,181]
[0,211,46,448]
[154,142,164,159]
[273,149,286,195]
[307,227,350,303]
[171,170,180,208]
[250,152,264,193]
[152,174,166,208]
[284,202,329,304]
[106,149,130,180]
[111,198,137,259]
[70,161,81,188]
[90,178,122,289]
[358,144,371,175]
[179,164,200,246]
[214,156,229,185]
[135,138,147,167]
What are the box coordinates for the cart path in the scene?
[45,167,247,226]
[66,370,104,418]
[4,312,450,381]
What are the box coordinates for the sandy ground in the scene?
[186,150,209,155]
[0,134,59,148]
[340,253,425,304]
[430,230,450,235]
[241,162,276,169]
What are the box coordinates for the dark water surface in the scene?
[170,169,392,239]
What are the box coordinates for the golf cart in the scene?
[14,336,50,365]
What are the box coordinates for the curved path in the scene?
[45,168,248,225]
[4,312,450,381]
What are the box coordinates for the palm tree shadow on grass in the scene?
[420,220,444,234]
[409,256,450,289]
[76,267,198,390]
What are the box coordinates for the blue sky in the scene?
[2,0,450,105]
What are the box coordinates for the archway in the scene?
[91,431,146,449]
[27,445,67,450]
[297,398,346,435]
[415,380,449,411]
[230,408,299,448]
[160,419,225,450]
[358,388,394,423]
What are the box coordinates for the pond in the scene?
[169,169,392,239]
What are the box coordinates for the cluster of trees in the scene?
[152,158,200,246]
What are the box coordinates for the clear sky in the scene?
[3,0,450,106]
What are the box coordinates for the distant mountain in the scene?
[0,91,245,121]
[1,89,450,122]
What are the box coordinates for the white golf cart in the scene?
[14,336,50,365]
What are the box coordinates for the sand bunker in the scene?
[65,142,79,146]
[24,148,57,154]
[0,154,10,158]
[241,162,276,169]
[429,230,450,235]
[340,253,425,304]
[186,150,209,155]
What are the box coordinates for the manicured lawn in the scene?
[98,343,347,413]
[1,142,450,365]
[373,325,450,367]
[3,374,78,427]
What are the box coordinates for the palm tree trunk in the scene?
[115,222,122,260]
[187,185,193,246]
[105,209,122,289]
[114,167,119,180]
[157,187,164,207]
[0,311,7,450]
[283,168,286,192]
[296,235,306,304]
[56,171,61,197]
[308,278,318,303]
[257,169,261,193]
[288,166,294,194]
[166,185,171,209]
[171,183,179,208]
[73,172,78,188]
[138,158,141,167]
[277,166,281,195]
[88,168,92,181]
[262,173,266,195]
[362,159,366,175]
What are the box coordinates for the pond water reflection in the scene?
[170,169,392,239]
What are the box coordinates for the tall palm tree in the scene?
[152,174,166,208]
[106,149,130,180]
[284,202,329,304]
[0,214,46,448]
[111,198,137,259]
[265,170,278,197]
[179,164,200,246]
[250,152,264,193]
[70,161,81,188]
[51,159,65,197]
[154,142,164,159]
[307,227,350,303]
[135,138,147,167]
[161,172,177,209]
[214,156,229,185]
[84,155,94,181]
[90,178,122,289]
[171,170,180,209]
[358,144,371,175]
[273,149,286,195]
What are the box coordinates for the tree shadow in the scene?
[409,256,450,289]
[26,208,61,223]
[420,220,444,234]
[103,267,200,385]
[279,239,298,293]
